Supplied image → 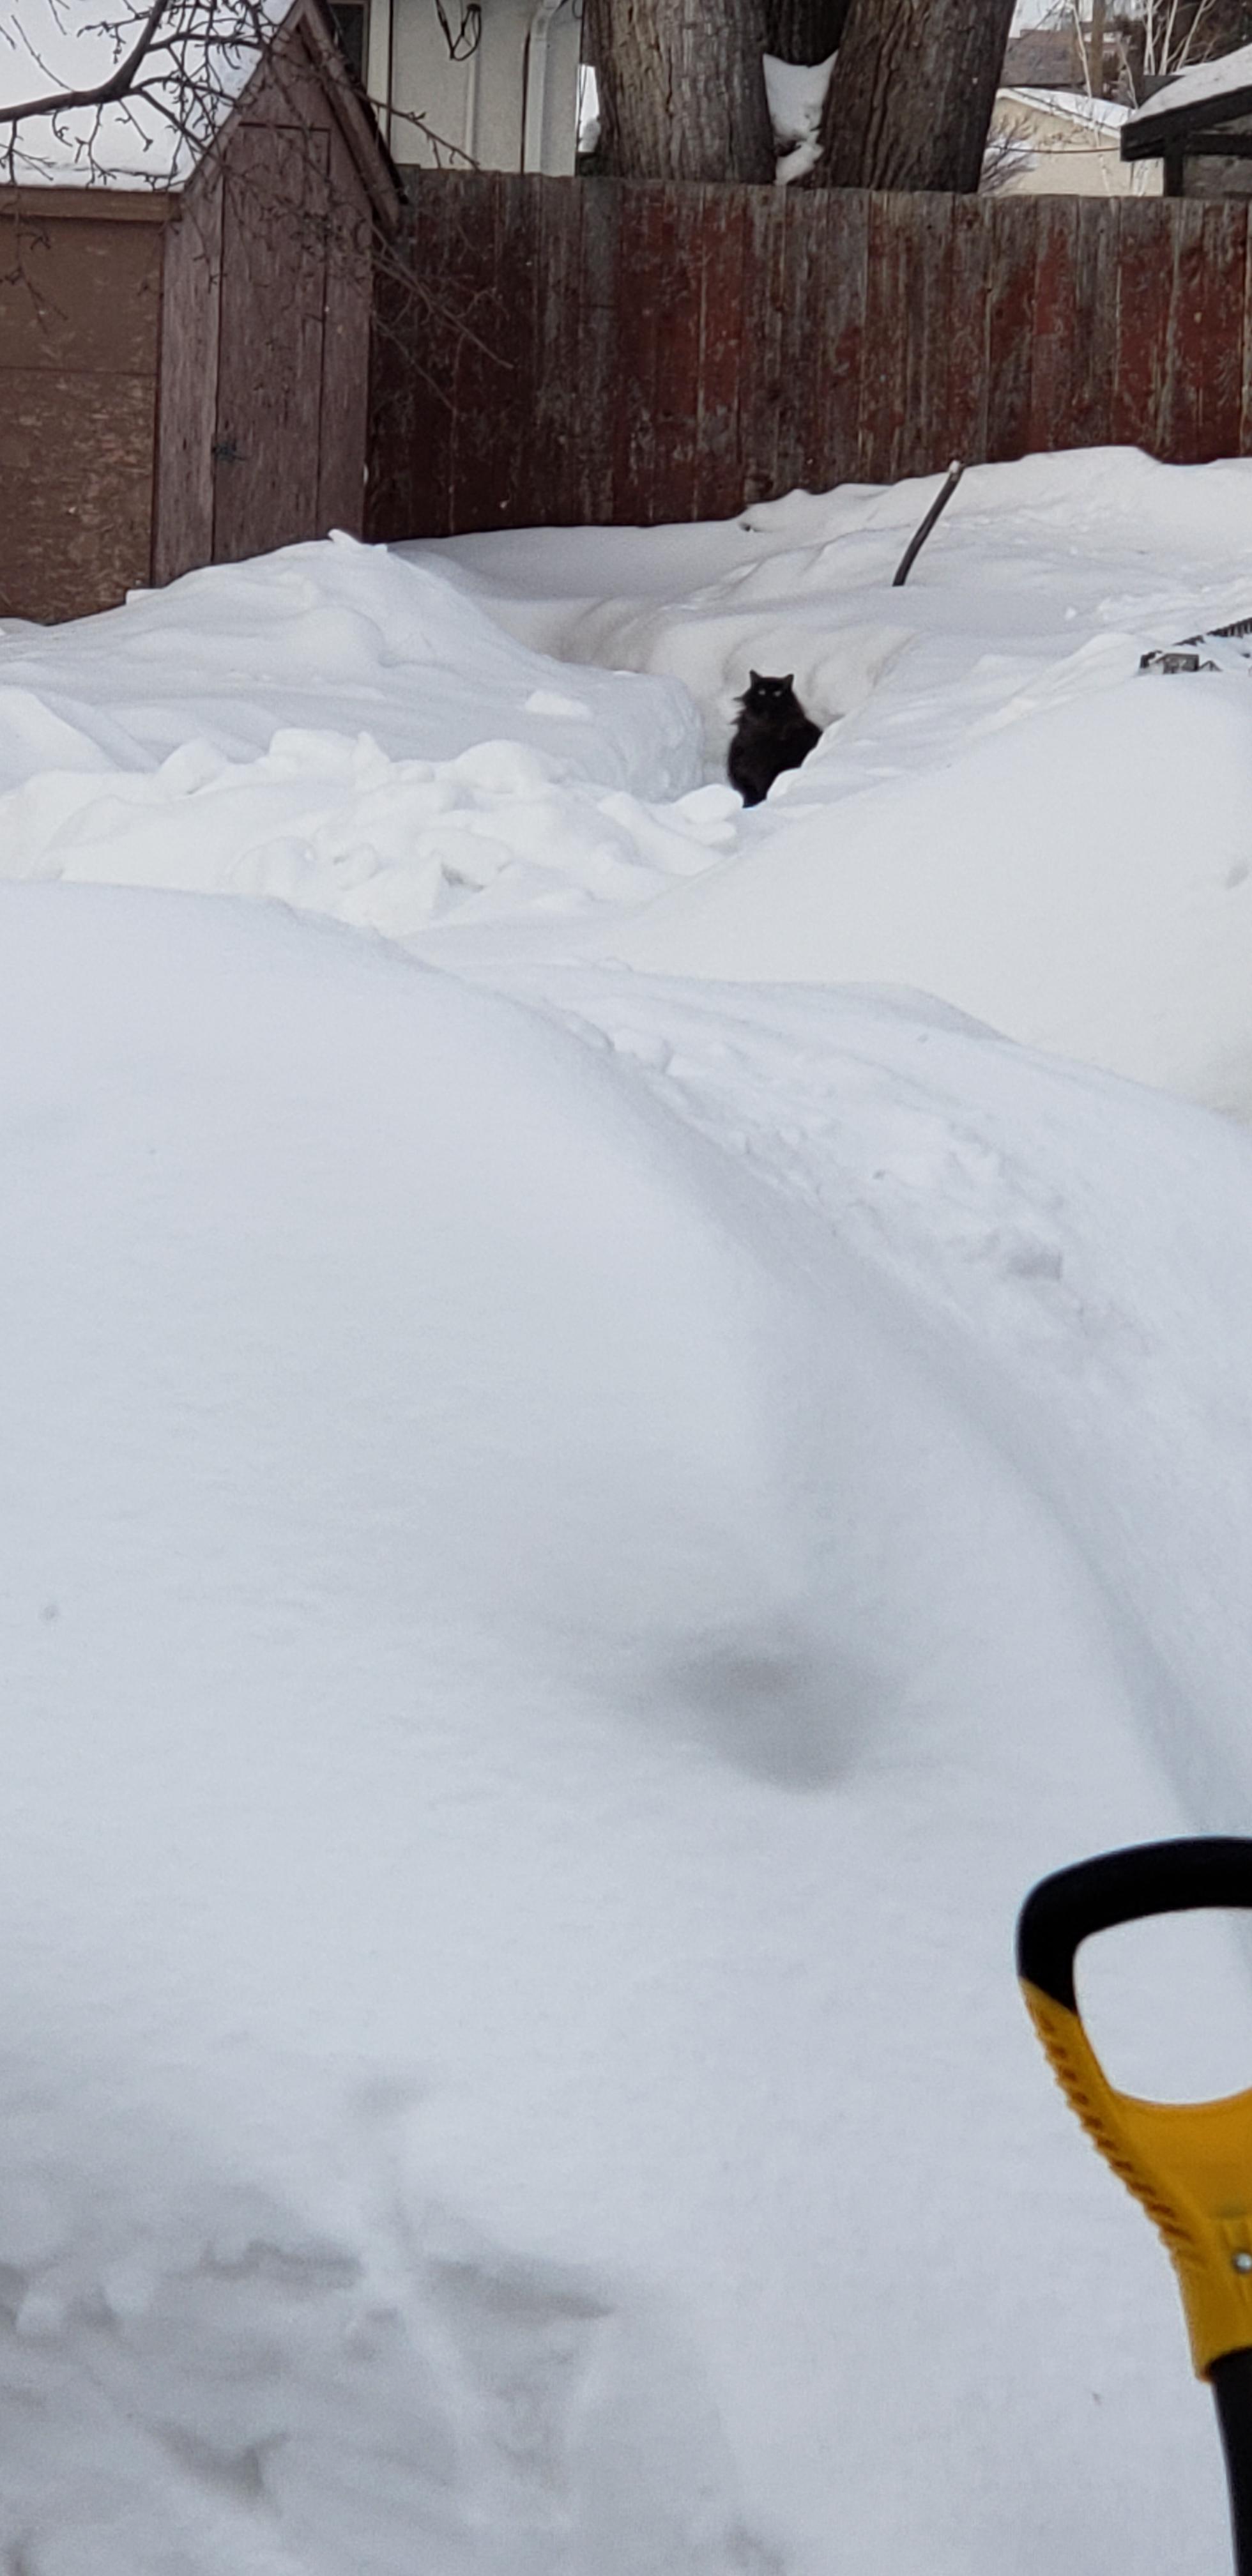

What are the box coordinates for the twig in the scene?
[0,0,171,126]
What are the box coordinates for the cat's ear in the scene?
[748,670,761,687]
[783,674,794,689]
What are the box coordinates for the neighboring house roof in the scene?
[1002,29,1085,89]
[1004,84,1129,135]
[0,0,397,210]
[1122,42,1252,157]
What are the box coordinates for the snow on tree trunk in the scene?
[817,0,1016,190]
[583,0,775,183]
[764,0,850,61]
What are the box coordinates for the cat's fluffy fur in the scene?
[728,671,820,807]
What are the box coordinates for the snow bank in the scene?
[421,448,1252,779]
[609,673,1252,1112]
[0,535,718,936]
[11,452,1252,1102]
[414,449,1252,1107]
[8,447,1252,2572]
[0,532,699,791]
[6,882,1252,2575]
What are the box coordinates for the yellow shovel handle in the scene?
[1018,1839,1252,2379]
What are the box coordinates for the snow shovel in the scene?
[1018,1838,1252,2575]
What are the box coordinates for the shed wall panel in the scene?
[317,119,374,535]
[211,121,330,563]
[152,174,224,588]
[0,210,162,620]
[0,1,392,620]
[0,211,162,372]
[0,369,155,621]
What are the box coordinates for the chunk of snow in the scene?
[764,49,837,185]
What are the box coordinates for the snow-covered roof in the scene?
[1129,38,1252,121]
[0,0,289,189]
[1123,41,1252,153]
[1001,84,1129,135]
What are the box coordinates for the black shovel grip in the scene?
[1017,1838,1252,2012]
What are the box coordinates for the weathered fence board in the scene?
[368,174,1252,545]
[986,196,1038,464]
[945,195,990,468]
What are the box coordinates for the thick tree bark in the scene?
[817,0,1015,190]
[763,0,849,61]
[584,0,775,182]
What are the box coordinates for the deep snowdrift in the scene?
[4,885,1252,2575]
[7,448,1252,2573]
[413,448,1252,1107]
[609,677,1252,1110]
[8,450,1252,1107]
[0,533,721,943]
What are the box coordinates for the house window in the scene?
[328,3,369,85]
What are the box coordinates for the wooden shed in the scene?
[0,0,401,624]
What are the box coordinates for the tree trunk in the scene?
[584,0,775,182]
[764,0,849,61]
[817,0,1015,190]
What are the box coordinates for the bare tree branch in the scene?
[0,0,172,128]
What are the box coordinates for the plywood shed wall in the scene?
[0,192,170,625]
[0,0,398,626]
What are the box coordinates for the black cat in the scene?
[728,672,821,808]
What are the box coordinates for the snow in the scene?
[1124,37,1252,127]
[0,535,713,935]
[1002,82,1131,133]
[6,446,1252,2572]
[403,447,1252,1113]
[763,51,836,185]
[576,61,600,157]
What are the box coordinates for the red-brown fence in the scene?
[367,174,1252,542]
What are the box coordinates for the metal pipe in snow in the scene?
[891,459,965,588]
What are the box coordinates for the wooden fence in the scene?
[367,174,1252,542]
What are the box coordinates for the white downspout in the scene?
[522,0,566,172]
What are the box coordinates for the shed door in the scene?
[212,121,331,564]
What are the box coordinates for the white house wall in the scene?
[367,0,581,174]
[991,93,1161,195]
